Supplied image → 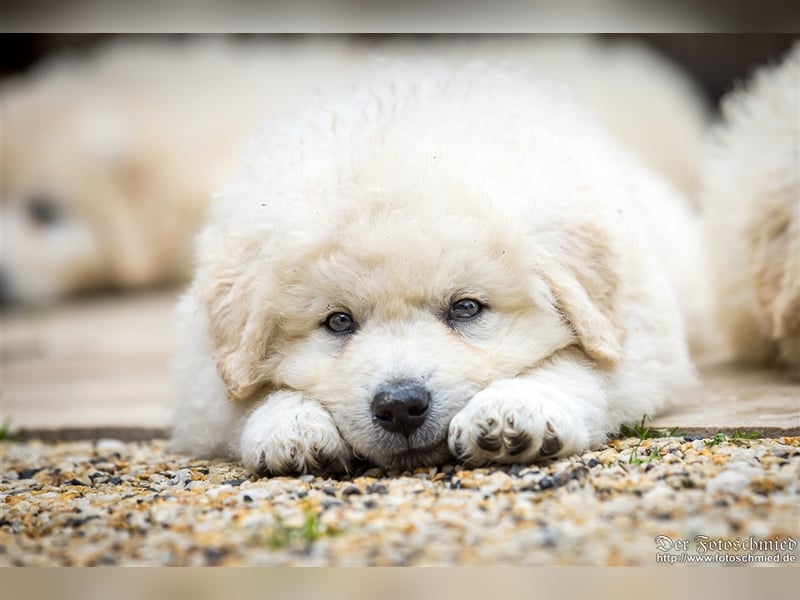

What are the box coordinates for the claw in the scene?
[539,422,563,457]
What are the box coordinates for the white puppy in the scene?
[171,60,704,475]
[702,43,800,375]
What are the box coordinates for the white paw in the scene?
[240,391,351,476]
[447,379,589,466]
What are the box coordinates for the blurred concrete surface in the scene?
[2,290,178,433]
[1,291,798,438]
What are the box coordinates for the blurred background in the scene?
[2,34,799,103]
[1,32,797,437]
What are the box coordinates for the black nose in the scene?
[371,380,430,435]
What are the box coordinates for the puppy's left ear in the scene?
[535,224,627,366]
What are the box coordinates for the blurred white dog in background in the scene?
[701,43,800,375]
[0,36,358,302]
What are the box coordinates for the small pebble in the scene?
[538,477,555,490]
[222,478,246,486]
[95,439,126,452]
[17,468,42,480]
[341,485,362,497]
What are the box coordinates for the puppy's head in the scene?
[194,62,632,469]
[199,165,625,470]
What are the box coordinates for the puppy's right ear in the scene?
[534,223,627,367]
[199,262,274,403]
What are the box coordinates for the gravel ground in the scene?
[2,436,798,566]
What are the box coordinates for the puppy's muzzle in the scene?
[371,380,430,436]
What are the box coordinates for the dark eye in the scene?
[26,194,63,227]
[324,311,356,334]
[449,298,484,321]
